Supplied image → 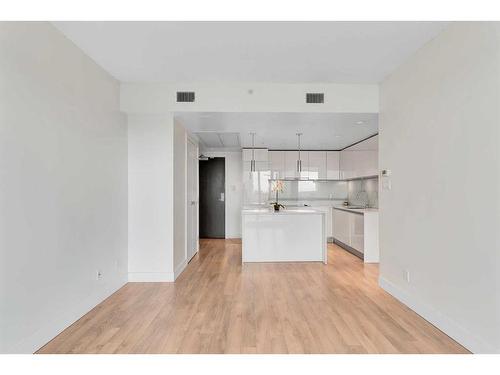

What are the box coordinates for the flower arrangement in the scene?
[270,180,285,212]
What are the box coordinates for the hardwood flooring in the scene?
[37,239,468,354]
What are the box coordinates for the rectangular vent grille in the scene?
[306,93,324,104]
[176,91,195,102]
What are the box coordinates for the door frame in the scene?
[198,156,226,239]
[199,152,233,239]
[186,136,199,262]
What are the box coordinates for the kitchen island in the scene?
[241,208,327,264]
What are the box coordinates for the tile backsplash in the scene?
[347,177,379,208]
[268,180,348,201]
[266,177,378,207]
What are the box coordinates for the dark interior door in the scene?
[199,157,225,238]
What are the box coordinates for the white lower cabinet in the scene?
[350,213,364,253]
[332,209,350,246]
[332,209,364,253]
[313,206,333,239]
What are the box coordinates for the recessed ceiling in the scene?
[176,112,378,150]
[195,132,241,149]
[53,21,448,83]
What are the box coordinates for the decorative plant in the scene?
[270,180,285,211]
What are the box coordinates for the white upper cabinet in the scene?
[340,135,378,179]
[326,151,340,180]
[242,148,268,162]
[307,151,327,180]
[339,150,357,179]
[284,151,298,178]
[284,150,309,179]
[268,151,285,179]
[246,136,377,180]
[243,161,269,172]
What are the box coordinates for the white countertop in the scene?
[333,206,378,214]
[242,208,326,215]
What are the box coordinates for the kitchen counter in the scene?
[332,206,379,263]
[241,208,327,264]
[242,208,326,215]
[333,206,379,214]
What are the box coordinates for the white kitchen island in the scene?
[242,208,327,264]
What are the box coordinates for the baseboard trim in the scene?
[333,238,364,260]
[174,258,188,280]
[8,280,126,354]
[128,272,174,282]
[379,276,496,354]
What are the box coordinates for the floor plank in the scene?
[37,240,469,354]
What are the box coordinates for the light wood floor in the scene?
[37,239,468,354]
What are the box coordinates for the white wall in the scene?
[128,114,175,282]
[128,115,191,281]
[121,83,379,114]
[173,119,188,277]
[201,151,244,238]
[0,22,128,353]
[379,22,500,353]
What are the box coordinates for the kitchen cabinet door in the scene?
[268,151,285,179]
[314,206,333,238]
[242,149,252,162]
[308,151,327,180]
[243,161,269,172]
[340,150,358,179]
[242,168,270,205]
[242,148,268,162]
[362,150,378,177]
[326,151,340,180]
[350,213,365,252]
[333,209,350,245]
[327,207,333,237]
[284,151,298,178]
[339,135,378,179]
[284,151,309,179]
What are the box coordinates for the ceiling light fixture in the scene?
[356,121,364,125]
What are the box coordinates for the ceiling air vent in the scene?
[176,91,195,103]
[306,93,324,104]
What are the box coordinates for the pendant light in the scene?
[296,132,303,174]
[250,132,256,172]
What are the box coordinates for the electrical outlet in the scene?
[114,260,119,270]
[96,270,103,281]
[405,270,410,283]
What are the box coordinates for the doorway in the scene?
[199,157,225,238]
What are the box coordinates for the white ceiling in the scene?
[53,21,448,83]
[195,132,241,149]
[176,112,378,150]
